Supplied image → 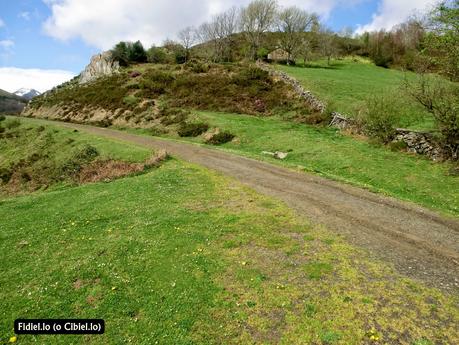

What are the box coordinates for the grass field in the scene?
[1,122,458,344]
[276,58,436,131]
[123,111,459,217]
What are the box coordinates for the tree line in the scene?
[110,0,458,81]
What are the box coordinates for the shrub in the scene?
[206,131,235,145]
[0,167,12,183]
[61,145,100,175]
[303,112,329,125]
[123,95,139,107]
[405,77,459,159]
[4,119,21,129]
[147,47,169,64]
[361,95,400,143]
[186,60,210,73]
[159,107,189,126]
[178,122,209,137]
[0,115,5,122]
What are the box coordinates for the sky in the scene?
[0,0,436,93]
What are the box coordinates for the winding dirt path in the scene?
[56,121,459,292]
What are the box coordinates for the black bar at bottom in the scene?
[14,319,105,334]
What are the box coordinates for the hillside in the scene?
[0,88,27,114]
[24,62,315,130]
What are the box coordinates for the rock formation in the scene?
[79,51,120,84]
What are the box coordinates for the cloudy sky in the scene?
[0,0,435,93]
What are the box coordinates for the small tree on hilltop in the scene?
[111,41,130,66]
[276,6,318,63]
[240,0,278,60]
[178,26,196,63]
[127,41,148,63]
[318,27,338,65]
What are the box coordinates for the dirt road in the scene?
[57,122,459,292]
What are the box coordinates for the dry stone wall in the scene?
[256,61,326,113]
[329,113,443,160]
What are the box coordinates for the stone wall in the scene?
[256,61,326,113]
[329,113,443,160]
[394,129,442,160]
[79,51,120,84]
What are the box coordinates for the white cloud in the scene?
[356,0,435,34]
[0,40,14,50]
[18,12,31,21]
[0,67,75,93]
[42,0,365,50]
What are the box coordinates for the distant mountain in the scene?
[14,88,41,100]
[0,88,27,114]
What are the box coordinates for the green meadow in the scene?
[1,120,458,344]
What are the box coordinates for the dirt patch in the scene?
[76,160,144,183]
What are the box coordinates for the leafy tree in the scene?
[127,40,148,63]
[405,76,459,160]
[111,41,129,66]
[424,0,459,80]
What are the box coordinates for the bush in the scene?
[61,145,100,175]
[178,122,209,137]
[0,115,5,122]
[147,47,169,64]
[361,95,400,143]
[206,131,235,145]
[0,167,12,183]
[303,112,329,125]
[186,60,210,73]
[405,77,459,159]
[159,107,189,126]
[4,119,21,129]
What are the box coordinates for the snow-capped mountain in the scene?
[14,88,41,100]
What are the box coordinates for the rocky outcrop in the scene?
[79,51,120,84]
[256,61,326,113]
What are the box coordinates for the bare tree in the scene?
[240,0,278,60]
[318,27,338,65]
[197,7,239,62]
[277,6,317,63]
[178,26,196,62]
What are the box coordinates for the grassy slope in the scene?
[1,151,458,344]
[276,59,435,130]
[0,117,151,197]
[1,117,150,167]
[125,111,458,216]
